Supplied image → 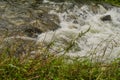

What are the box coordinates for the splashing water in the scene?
[37,1,120,62]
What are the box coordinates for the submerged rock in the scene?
[0,0,60,39]
[49,0,64,2]
[101,3,113,10]
[0,37,36,56]
[30,19,60,32]
[21,25,42,38]
[100,15,112,21]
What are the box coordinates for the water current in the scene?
[37,0,120,62]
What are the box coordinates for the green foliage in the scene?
[0,27,120,79]
[104,0,120,6]
[0,53,120,79]
[49,0,120,6]
[2,0,120,6]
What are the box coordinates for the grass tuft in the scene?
[0,28,120,79]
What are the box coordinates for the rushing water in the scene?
[36,1,120,62]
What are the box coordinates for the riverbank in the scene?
[49,0,120,7]
[0,51,120,79]
[0,0,120,79]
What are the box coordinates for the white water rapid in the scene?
[37,1,120,62]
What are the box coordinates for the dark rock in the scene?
[30,18,60,33]
[101,3,113,10]
[0,24,42,38]
[38,13,60,25]
[49,0,64,2]
[73,20,78,24]
[23,26,42,38]
[100,15,112,21]
[0,37,37,57]
[0,1,61,39]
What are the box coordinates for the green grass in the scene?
[0,51,120,80]
[0,28,120,80]
[49,0,120,6]
[4,0,120,7]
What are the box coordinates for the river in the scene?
[0,0,120,62]
[37,0,120,62]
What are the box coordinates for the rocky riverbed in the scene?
[0,0,120,62]
[0,0,60,37]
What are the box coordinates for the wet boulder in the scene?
[49,0,64,2]
[101,3,113,10]
[0,1,61,38]
[24,26,42,37]
[30,18,60,32]
[0,36,37,57]
[100,15,112,21]
[0,25,42,38]
[20,25,42,38]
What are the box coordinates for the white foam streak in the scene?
[37,2,120,61]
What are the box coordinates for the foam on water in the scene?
[37,1,120,61]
